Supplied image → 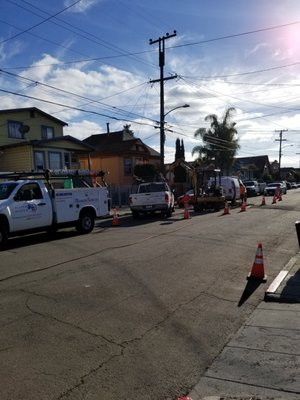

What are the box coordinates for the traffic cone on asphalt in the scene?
[272,194,277,204]
[183,203,190,219]
[260,195,266,206]
[112,208,120,226]
[240,199,247,212]
[247,242,267,281]
[177,398,193,400]
[222,201,230,215]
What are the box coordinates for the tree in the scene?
[192,107,240,175]
[175,138,185,160]
[134,164,158,181]
[175,138,181,160]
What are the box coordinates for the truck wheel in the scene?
[166,207,172,218]
[132,210,139,219]
[76,211,95,234]
[0,226,8,250]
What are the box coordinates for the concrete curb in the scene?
[264,253,299,302]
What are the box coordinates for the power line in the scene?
[0,0,82,45]
[0,68,153,122]
[172,20,300,49]
[0,88,158,128]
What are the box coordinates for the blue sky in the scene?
[1,0,300,167]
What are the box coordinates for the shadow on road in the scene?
[238,279,265,307]
[3,230,79,251]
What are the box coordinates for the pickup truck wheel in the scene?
[76,211,95,234]
[132,210,139,219]
[166,207,172,218]
[0,226,8,250]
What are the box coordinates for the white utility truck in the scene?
[129,181,174,218]
[0,171,109,249]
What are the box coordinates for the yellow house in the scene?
[0,107,93,172]
[81,127,160,186]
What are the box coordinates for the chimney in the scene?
[106,123,110,134]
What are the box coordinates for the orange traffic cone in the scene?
[222,201,230,215]
[112,208,120,226]
[240,199,247,212]
[183,203,190,219]
[272,194,277,204]
[260,196,266,206]
[247,243,267,281]
[177,398,193,400]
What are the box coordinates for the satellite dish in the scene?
[19,125,30,134]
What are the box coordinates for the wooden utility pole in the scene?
[149,31,177,174]
[275,129,288,178]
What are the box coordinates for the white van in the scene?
[208,176,241,203]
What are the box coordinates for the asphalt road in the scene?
[1,190,300,400]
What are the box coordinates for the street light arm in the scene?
[164,104,190,118]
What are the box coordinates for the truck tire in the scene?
[132,210,139,219]
[0,225,8,250]
[76,210,95,234]
[166,207,172,218]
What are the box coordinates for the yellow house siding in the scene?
[0,109,64,146]
[80,153,160,186]
[0,146,33,172]
[44,140,88,151]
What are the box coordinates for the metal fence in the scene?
[108,184,132,207]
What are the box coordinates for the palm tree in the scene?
[192,107,240,175]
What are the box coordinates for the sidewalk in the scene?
[186,253,300,400]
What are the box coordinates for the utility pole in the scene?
[275,129,288,178]
[149,31,177,175]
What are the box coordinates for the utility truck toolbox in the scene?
[0,170,109,249]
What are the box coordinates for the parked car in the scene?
[290,182,298,189]
[275,181,287,194]
[243,180,259,196]
[177,189,196,208]
[257,179,266,195]
[264,182,285,196]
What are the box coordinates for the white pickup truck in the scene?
[0,179,109,249]
[129,181,174,218]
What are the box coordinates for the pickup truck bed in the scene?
[129,182,174,218]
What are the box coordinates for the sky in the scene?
[1,0,300,168]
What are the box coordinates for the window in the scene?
[34,151,46,171]
[49,152,62,170]
[64,153,71,169]
[124,158,132,175]
[8,120,24,139]
[15,183,43,201]
[41,126,54,139]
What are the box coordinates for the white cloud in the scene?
[64,0,100,13]
[64,119,104,140]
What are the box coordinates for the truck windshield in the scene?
[0,182,18,200]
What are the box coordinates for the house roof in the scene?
[0,135,93,152]
[0,107,68,126]
[233,155,270,171]
[83,131,160,157]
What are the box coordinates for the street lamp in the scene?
[159,104,190,174]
